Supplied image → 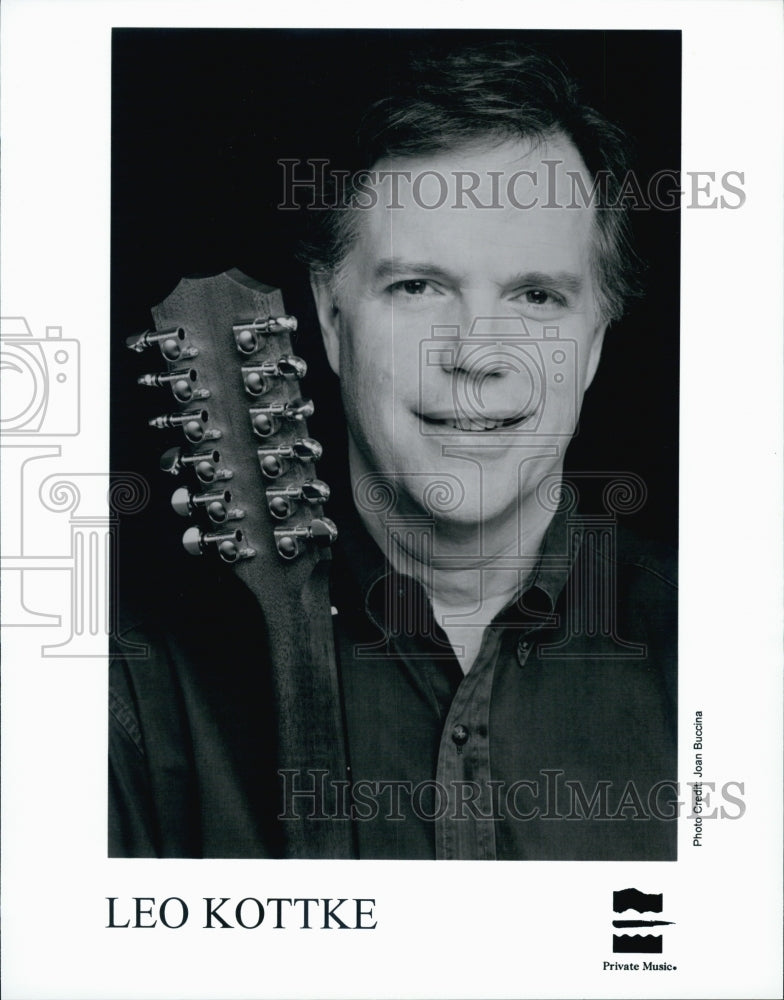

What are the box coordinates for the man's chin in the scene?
[423,496,516,533]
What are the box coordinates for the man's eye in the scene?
[390,279,436,296]
[524,289,557,306]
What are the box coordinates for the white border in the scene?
[2,2,782,998]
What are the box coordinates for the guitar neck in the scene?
[131,268,352,858]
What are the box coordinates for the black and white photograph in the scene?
[1,3,781,998]
[110,29,680,862]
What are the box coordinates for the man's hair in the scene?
[299,42,642,323]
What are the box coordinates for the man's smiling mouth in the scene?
[417,412,530,432]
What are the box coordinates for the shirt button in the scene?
[516,638,532,666]
[451,724,470,749]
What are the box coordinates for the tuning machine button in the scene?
[160,447,233,484]
[249,398,315,438]
[182,526,255,563]
[274,518,338,560]
[171,486,244,524]
[266,479,331,519]
[137,368,210,402]
[126,327,198,361]
[148,408,221,444]
[242,355,308,396]
[233,315,298,355]
[257,437,323,479]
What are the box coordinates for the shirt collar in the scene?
[332,494,581,630]
[527,500,582,611]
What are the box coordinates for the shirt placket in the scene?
[434,630,501,860]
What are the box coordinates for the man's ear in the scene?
[584,321,608,391]
[310,274,341,377]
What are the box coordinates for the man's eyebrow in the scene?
[372,258,458,283]
[503,271,584,295]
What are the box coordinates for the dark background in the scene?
[111,29,680,615]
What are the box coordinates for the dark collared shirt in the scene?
[110,505,677,860]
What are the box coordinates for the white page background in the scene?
[2,2,782,998]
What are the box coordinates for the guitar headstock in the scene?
[126,268,352,856]
[127,268,336,594]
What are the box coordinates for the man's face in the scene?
[313,136,608,540]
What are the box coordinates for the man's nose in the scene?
[438,314,531,378]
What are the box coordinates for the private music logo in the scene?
[612,888,673,953]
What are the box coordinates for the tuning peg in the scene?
[242,355,308,396]
[159,446,233,484]
[126,327,198,361]
[171,486,245,524]
[148,408,221,444]
[249,398,315,438]
[266,479,331,519]
[137,368,210,402]
[274,517,338,560]
[257,437,323,479]
[232,315,298,355]
[182,526,255,563]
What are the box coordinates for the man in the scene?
[110,41,677,860]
